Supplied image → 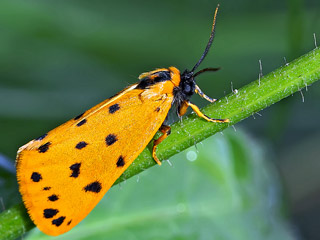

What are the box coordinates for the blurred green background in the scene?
[0,0,319,239]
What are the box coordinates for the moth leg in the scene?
[178,101,189,117]
[195,85,217,103]
[152,125,171,166]
[186,101,230,123]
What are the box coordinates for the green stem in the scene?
[118,47,320,181]
[1,48,320,240]
[0,203,34,239]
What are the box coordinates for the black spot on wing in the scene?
[48,194,59,202]
[116,156,125,167]
[52,216,65,227]
[77,119,87,127]
[109,104,120,113]
[136,71,171,89]
[155,107,160,112]
[44,209,58,218]
[105,134,117,146]
[38,142,51,153]
[31,172,42,182]
[43,187,51,191]
[36,133,47,141]
[75,141,88,149]
[74,112,84,120]
[67,220,72,225]
[70,163,81,178]
[84,181,102,193]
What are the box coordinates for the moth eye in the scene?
[184,84,191,93]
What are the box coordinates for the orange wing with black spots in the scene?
[16,69,178,236]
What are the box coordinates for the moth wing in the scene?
[16,84,173,236]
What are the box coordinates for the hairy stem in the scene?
[119,47,320,181]
[1,47,320,240]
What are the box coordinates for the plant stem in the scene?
[118,47,320,182]
[1,47,320,240]
[0,203,34,239]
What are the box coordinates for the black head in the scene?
[180,69,196,98]
[172,69,195,110]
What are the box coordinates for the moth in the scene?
[16,5,229,236]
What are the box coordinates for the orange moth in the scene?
[16,5,229,236]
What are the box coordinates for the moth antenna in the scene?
[191,4,220,73]
[193,67,220,78]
